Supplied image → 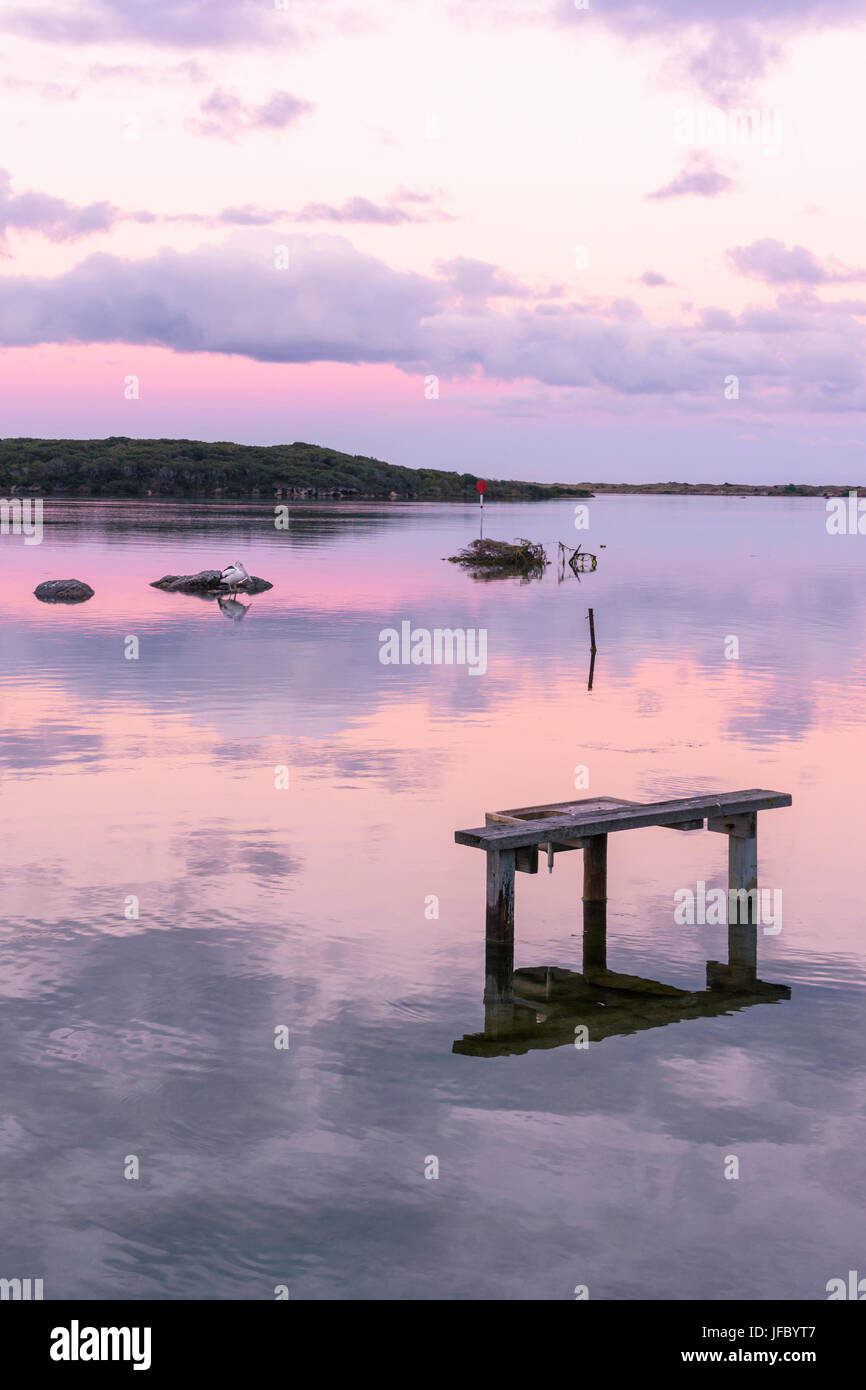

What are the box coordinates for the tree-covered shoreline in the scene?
[0,437,854,500]
[0,437,589,501]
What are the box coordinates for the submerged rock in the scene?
[34,579,95,602]
[150,570,273,595]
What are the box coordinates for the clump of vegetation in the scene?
[447,537,549,580]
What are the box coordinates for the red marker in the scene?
[476,478,487,509]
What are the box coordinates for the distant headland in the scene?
[0,438,855,501]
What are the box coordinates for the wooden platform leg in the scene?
[486,848,515,945]
[733,822,756,956]
[484,849,516,1035]
[582,909,607,977]
[728,824,758,921]
[582,834,607,905]
[728,824,758,984]
[582,834,608,978]
[708,815,758,990]
[484,938,514,1037]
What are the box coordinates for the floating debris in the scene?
[558,541,597,578]
[446,537,548,581]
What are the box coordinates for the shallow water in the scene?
[0,495,864,1300]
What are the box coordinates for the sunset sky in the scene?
[1,0,865,480]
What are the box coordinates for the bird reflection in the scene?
[454,909,790,1058]
[217,595,252,622]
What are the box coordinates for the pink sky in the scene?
[1,1,865,479]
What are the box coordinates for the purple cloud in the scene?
[0,169,211,244]
[681,24,780,105]
[0,170,452,242]
[187,89,313,140]
[437,257,534,301]
[699,307,737,331]
[436,257,563,304]
[2,0,277,46]
[295,193,451,226]
[213,205,283,228]
[640,271,673,288]
[0,168,121,244]
[739,299,816,332]
[647,154,735,201]
[391,187,442,206]
[555,1,865,99]
[0,234,863,411]
[727,238,866,285]
[187,194,451,228]
[561,0,863,22]
[6,0,864,104]
[0,237,443,364]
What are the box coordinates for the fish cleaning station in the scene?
[453,790,793,1057]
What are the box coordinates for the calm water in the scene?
[1,496,864,1301]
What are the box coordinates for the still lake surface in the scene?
[1,495,864,1300]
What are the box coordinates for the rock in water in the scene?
[34,579,95,602]
[150,570,273,595]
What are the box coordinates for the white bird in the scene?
[220,560,249,593]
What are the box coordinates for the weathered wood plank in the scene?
[485,815,539,872]
[493,797,711,836]
[515,847,539,874]
[489,797,631,866]
[455,790,791,851]
[708,811,757,839]
[495,795,636,820]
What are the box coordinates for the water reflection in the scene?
[38,499,403,544]
[217,596,252,622]
[455,906,790,1058]
[3,496,865,1300]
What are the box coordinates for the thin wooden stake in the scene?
[587,607,598,690]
